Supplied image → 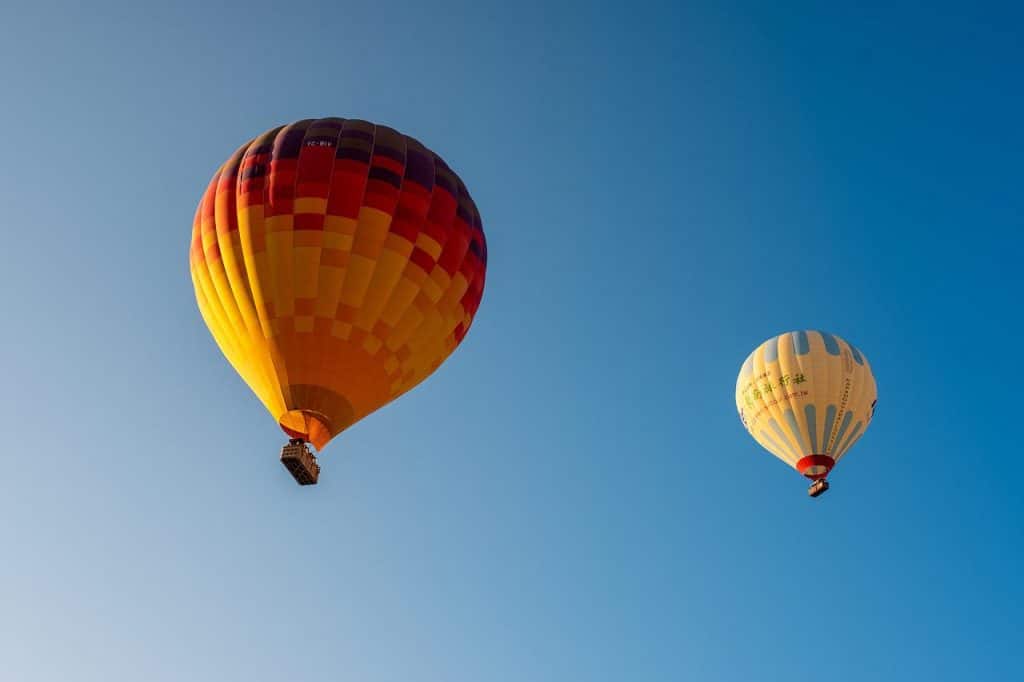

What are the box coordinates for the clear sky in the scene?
[1,1,1021,680]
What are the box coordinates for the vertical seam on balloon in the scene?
[805,404,818,453]
[464,189,487,327]
[386,167,470,392]
[760,337,803,464]
[783,409,810,456]
[235,127,283,338]
[850,343,864,365]
[263,125,286,326]
[293,119,331,318]
[317,118,368,324]
[216,143,278,406]
[219,144,259,311]
[192,267,243,370]
[834,338,865,462]
[263,121,316,411]
[818,330,841,355]
[284,120,315,325]
[413,178,480,382]
[193,276,243,374]
[296,118,346,422]
[433,180,467,356]
[796,338,822,453]
[193,264,269,410]
[744,343,783,463]
[738,341,789,465]
[377,146,449,352]
[197,174,252,366]
[816,332,834,452]
[740,352,755,383]
[824,342,853,454]
[776,331,811,456]
[763,335,780,364]
[249,128,290,413]
[444,179,484,344]
[198,174,244,338]
[828,410,854,456]
[822,405,837,455]
[794,330,810,355]
[194,269,276,416]
[332,121,380,322]
[306,117,348,428]
[749,342,797,466]
[833,421,863,461]
[356,135,427,338]
[282,121,316,418]
[758,429,792,465]
[348,126,406,311]
[864,355,878,426]
[191,204,236,352]
[735,350,757,431]
[840,338,875,462]
[794,333,817,455]
[768,418,801,462]
[241,127,291,412]
[310,117,346,323]
[264,120,312,334]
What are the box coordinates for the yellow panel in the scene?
[293,246,320,299]
[415,232,442,260]
[294,197,328,214]
[266,231,295,320]
[356,247,408,330]
[340,255,375,307]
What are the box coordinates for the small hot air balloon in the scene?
[190,118,486,485]
[735,331,877,497]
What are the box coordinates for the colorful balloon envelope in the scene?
[735,331,877,496]
[189,118,486,481]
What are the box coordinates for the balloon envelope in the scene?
[190,118,486,451]
[735,331,877,481]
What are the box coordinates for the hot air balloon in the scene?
[735,331,877,497]
[189,118,486,485]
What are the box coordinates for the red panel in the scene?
[294,213,326,231]
[796,455,835,480]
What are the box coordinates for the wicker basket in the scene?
[280,441,320,485]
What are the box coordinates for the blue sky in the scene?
[1,1,1021,680]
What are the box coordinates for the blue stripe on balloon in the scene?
[830,411,854,454]
[769,418,799,459]
[759,429,788,459]
[764,335,780,364]
[793,331,810,355]
[784,408,809,454]
[849,343,865,365]
[805,404,818,453]
[823,405,837,453]
[740,354,754,382]
[835,421,863,459]
[818,331,841,355]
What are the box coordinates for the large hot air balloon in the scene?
[190,118,486,485]
[735,331,877,497]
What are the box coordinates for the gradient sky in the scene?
[1,1,1021,680]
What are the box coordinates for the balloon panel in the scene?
[190,118,487,450]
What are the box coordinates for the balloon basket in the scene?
[808,479,829,498]
[280,439,320,486]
